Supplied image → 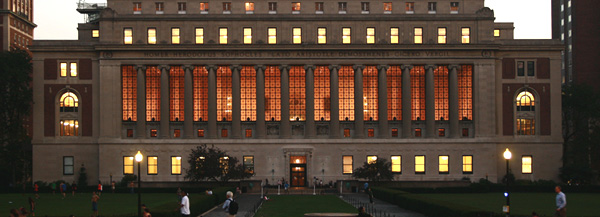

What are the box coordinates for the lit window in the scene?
[339,66,355,121]
[434,66,449,121]
[415,155,425,174]
[170,67,184,121]
[245,129,252,137]
[60,62,78,77]
[391,156,401,173]
[155,2,164,14]
[268,28,277,44]
[172,28,180,44]
[197,129,206,137]
[245,2,254,13]
[289,66,306,121]
[127,129,133,137]
[60,91,79,112]
[124,28,133,44]
[438,128,445,137]
[175,129,182,137]
[439,155,449,174]
[458,65,473,120]
[315,2,324,13]
[494,29,500,37]
[63,156,74,175]
[124,156,134,174]
[368,128,374,137]
[344,128,350,137]
[292,2,301,13]
[342,28,351,44]
[178,2,187,14]
[516,90,536,135]
[463,155,473,174]
[383,3,392,13]
[269,2,277,13]
[60,120,79,136]
[343,156,353,174]
[146,67,161,121]
[219,28,228,44]
[241,66,257,121]
[361,2,370,13]
[223,2,231,13]
[148,28,157,44]
[265,66,281,121]
[462,28,470,44]
[133,2,142,14]
[438,27,446,44]
[415,128,422,137]
[217,66,232,121]
[171,156,182,174]
[200,2,209,13]
[314,66,331,121]
[243,28,252,44]
[390,28,399,44]
[221,129,228,137]
[219,156,229,172]
[193,67,208,121]
[366,28,375,44]
[122,66,137,121]
[318,28,327,44]
[148,156,158,175]
[92,30,99,38]
[522,156,532,174]
[450,2,459,14]
[364,66,378,120]
[293,28,302,44]
[244,156,254,174]
[391,128,399,137]
[367,155,377,164]
[195,28,204,44]
[150,129,157,137]
[339,2,347,14]
[411,66,426,121]
[414,28,423,44]
[405,2,414,13]
[428,2,436,13]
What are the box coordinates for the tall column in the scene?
[183,65,194,138]
[401,65,412,138]
[425,65,436,138]
[353,65,365,138]
[255,65,266,138]
[159,65,170,138]
[329,65,340,138]
[207,65,217,139]
[231,65,242,139]
[304,65,316,138]
[377,65,389,138]
[449,65,460,138]
[280,65,291,138]
[135,65,146,138]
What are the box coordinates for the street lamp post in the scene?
[135,151,143,217]
[503,148,512,217]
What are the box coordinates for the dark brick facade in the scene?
[44,59,57,80]
[502,83,551,136]
[44,84,93,137]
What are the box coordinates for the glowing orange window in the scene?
[290,66,306,121]
[217,66,232,121]
[411,66,425,121]
[434,66,448,121]
[193,66,208,121]
[458,65,473,121]
[265,66,281,121]
[170,66,184,121]
[241,66,257,121]
[339,66,354,121]
[387,66,401,121]
[146,66,160,122]
[363,66,378,121]
[122,66,137,121]
[314,66,331,121]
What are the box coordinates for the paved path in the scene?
[340,193,426,217]
[200,193,263,217]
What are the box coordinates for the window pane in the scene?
[265,66,281,121]
[171,156,182,174]
[244,28,252,44]
[60,120,79,136]
[390,28,399,44]
[438,28,446,44]
[367,155,377,164]
[217,66,232,121]
[318,28,326,44]
[289,66,306,121]
[122,66,137,121]
[458,65,473,121]
[366,28,375,44]
[241,66,257,121]
[193,66,208,121]
[434,66,449,121]
[391,156,401,173]
[462,155,473,173]
[124,28,133,44]
[339,66,354,121]
[172,28,180,44]
[387,66,402,120]
[148,28,157,44]
[60,62,67,77]
[411,66,425,120]
[148,156,158,174]
[170,66,184,121]
[220,28,228,44]
[70,63,78,76]
[342,28,351,44]
[439,155,449,173]
[414,28,422,44]
[124,156,134,174]
[363,66,378,121]
[462,28,470,44]
[146,66,161,121]
[343,156,353,174]
[494,29,500,37]
[522,156,532,174]
[268,28,277,44]
[314,66,331,121]
[196,28,204,44]
[293,28,302,44]
[415,156,425,173]
[244,156,254,174]
[64,157,74,175]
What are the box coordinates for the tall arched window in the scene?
[60,92,78,112]
[516,90,536,135]
[59,91,80,136]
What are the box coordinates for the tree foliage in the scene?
[0,49,32,188]
[352,158,394,181]
[185,144,253,183]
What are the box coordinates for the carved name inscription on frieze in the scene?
[138,50,485,59]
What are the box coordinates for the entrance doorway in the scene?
[290,156,307,187]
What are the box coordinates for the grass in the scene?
[417,193,600,217]
[254,195,358,217]
[0,192,186,217]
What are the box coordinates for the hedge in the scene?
[151,187,234,217]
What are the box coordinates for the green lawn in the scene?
[0,193,184,217]
[417,193,600,217]
[254,195,358,217]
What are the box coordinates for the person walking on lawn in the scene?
[554,186,567,217]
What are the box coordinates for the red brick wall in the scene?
[573,0,600,92]
[502,83,551,136]
[44,84,93,137]
[79,59,93,80]
[44,59,57,80]
[537,58,550,79]
[502,58,515,79]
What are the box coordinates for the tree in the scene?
[352,158,394,182]
[0,49,32,188]
[185,144,253,183]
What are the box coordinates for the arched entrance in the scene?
[290,156,307,187]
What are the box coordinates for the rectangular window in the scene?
[494,29,500,37]
[439,155,449,174]
[405,2,414,13]
[269,2,277,13]
[411,66,425,120]
[221,129,228,137]
[178,2,187,14]
[244,156,254,174]
[314,66,331,121]
[124,156,134,174]
[92,30,99,38]
[450,2,459,14]
[318,28,327,44]
[200,2,209,13]
[344,128,351,137]
[434,66,449,120]
[60,120,79,136]
[462,28,470,44]
[315,2,324,13]
[527,61,535,76]
[458,65,473,120]
[245,129,252,137]
[361,2,370,13]
[217,66,232,121]
[292,2,301,13]
[342,28,351,44]
[428,2,437,13]
[414,28,423,44]
[148,28,157,44]
[522,156,532,174]
[124,28,133,44]
[197,129,205,137]
[146,66,161,121]
[517,61,525,76]
[171,28,180,44]
[150,129,157,137]
[195,28,204,44]
[391,155,401,173]
[517,118,535,135]
[265,66,281,121]
[223,2,231,13]
[390,27,399,44]
[338,2,347,13]
[241,66,257,121]
[148,156,158,175]
[367,128,374,137]
[367,155,377,164]
[193,66,208,121]
[219,28,228,44]
[133,2,142,14]
[415,128,422,137]
[463,155,473,174]
[290,66,306,121]
[171,156,182,175]
[462,128,469,137]
[415,155,425,174]
[268,28,277,44]
[366,28,375,44]
[343,156,353,174]
[391,128,398,137]
[63,156,74,175]
[155,2,164,14]
[127,129,134,137]
[383,3,392,13]
[121,67,137,120]
[293,28,302,44]
[339,66,355,121]
[243,28,252,44]
[170,67,184,121]
[70,63,78,77]
[438,27,446,44]
[245,2,254,13]
[364,66,378,120]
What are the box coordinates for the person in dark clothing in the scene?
[357,207,372,217]
[367,188,374,204]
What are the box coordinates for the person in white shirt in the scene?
[179,190,190,217]
[222,191,235,217]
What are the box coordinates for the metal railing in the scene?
[244,197,264,217]
[341,195,397,217]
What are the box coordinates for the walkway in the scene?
[340,193,426,217]
[200,193,263,217]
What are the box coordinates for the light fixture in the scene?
[503,148,512,160]
[135,151,143,162]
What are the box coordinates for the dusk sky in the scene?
[34,0,551,40]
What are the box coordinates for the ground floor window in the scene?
[462,155,473,174]
[244,156,254,174]
[391,155,401,173]
[123,156,134,174]
[63,156,74,175]
[343,155,353,174]
[171,156,182,175]
[415,155,425,174]
[148,156,158,175]
[522,156,532,174]
[439,155,449,174]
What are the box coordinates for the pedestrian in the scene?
[284,182,289,194]
[28,197,35,217]
[367,188,374,205]
[60,182,67,199]
[111,181,116,193]
[357,206,372,217]
[72,181,77,196]
[97,181,103,196]
[33,183,39,199]
[91,191,100,217]
[50,182,56,194]
[179,190,190,217]
[363,182,369,192]
[554,186,567,217]
[222,191,238,217]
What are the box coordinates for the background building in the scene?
[31,0,563,187]
[0,0,35,51]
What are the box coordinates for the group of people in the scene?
[177,189,239,217]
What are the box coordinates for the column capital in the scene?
[206,65,218,71]
[304,65,316,71]
[254,65,266,71]
[377,65,389,71]
[135,65,146,71]
[400,64,413,70]
[425,64,437,70]
[231,65,242,72]
[328,65,340,71]
[353,65,365,71]
[158,65,170,71]
[183,65,194,71]
[279,65,290,71]
[449,64,460,70]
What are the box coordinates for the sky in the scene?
[33,0,551,40]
